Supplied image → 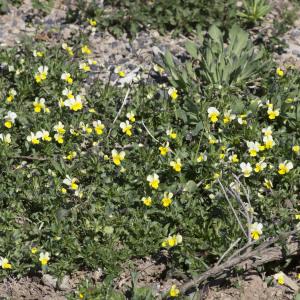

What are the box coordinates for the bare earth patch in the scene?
[0,269,297,299]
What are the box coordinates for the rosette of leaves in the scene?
[238,0,271,24]
[162,24,270,89]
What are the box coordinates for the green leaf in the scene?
[232,99,245,113]
[164,50,175,69]
[208,24,223,44]
[176,108,188,123]
[185,40,198,59]
[191,121,203,136]
[184,180,198,193]
[104,226,114,235]
[186,61,196,80]
[50,158,64,176]
[56,208,69,221]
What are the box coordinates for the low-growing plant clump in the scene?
[0,2,299,299]
[67,0,273,37]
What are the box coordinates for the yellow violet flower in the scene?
[219,153,225,160]
[204,183,211,190]
[169,285,180,297]
[33,50,44,57]
[70,127,80,136]
[93,120,105,135]
[62,88,74,99]
[278,161,293,175]
[168,87,178,101]
[61,187,67,194]
[237,114,247,125]
[292,145,300,154]
[250,222,263,240]
[33,97,47,113]
[213,172,220,179]
[63,175,79,190]
[79,122,93,134]
[276,67,284,77]
[142,196,152,207]
[262,126,273,136]
[147,173,160,189]
[0,133,11,144]
[166,129,177,139]
[26,132,42,145]
[153,64,165,75]
[62,43,74,56]
[120,120,132,136]
[111,149,125,166]
[162,234,182,248]
[61,72,73,84]
[64,151,77,161]
[229,154,239,163]
[6,95,13,103]
[207,107,220,123]
[263,135,275,149]
[159,142,170,156]
[254,160,267,173]
[39,252,50,266]
[267,105,280,120]
[274,272,285,285]
[34,65,48,83]
[118,70,125,77]
[6,88,17,102]
[263,179,273,189]
[295,214,300,220]
[170,158,182,172]
[53,133,63,145]
[87,18,97,26]
[197,153,207,162]
[115,66,125,77]
[208,135,217,144]
[247,141,260,157]
[223,110,236,124]
[79,62,91,72]
[88,59,97,65]
[240,162,252,177]
[31,247,38,254]
[126,111,136,122]
[81,45,92,55]
[0,258,12,269]
[64,95,83,111]
[75,190,83,199]
[54,122,66,135]
[4,111,17,128]
[161,192,173,207]
[38,129,52,142]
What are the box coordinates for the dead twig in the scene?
[10,155,48,161]
[141,119,160,143]
[215,238,241,266]
[179,228,300,295]
[218,179,248,240]
[107,86,131,138]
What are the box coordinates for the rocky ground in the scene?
[0,0,188,85]
[0,0,299,299]
[1,0,300,82]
